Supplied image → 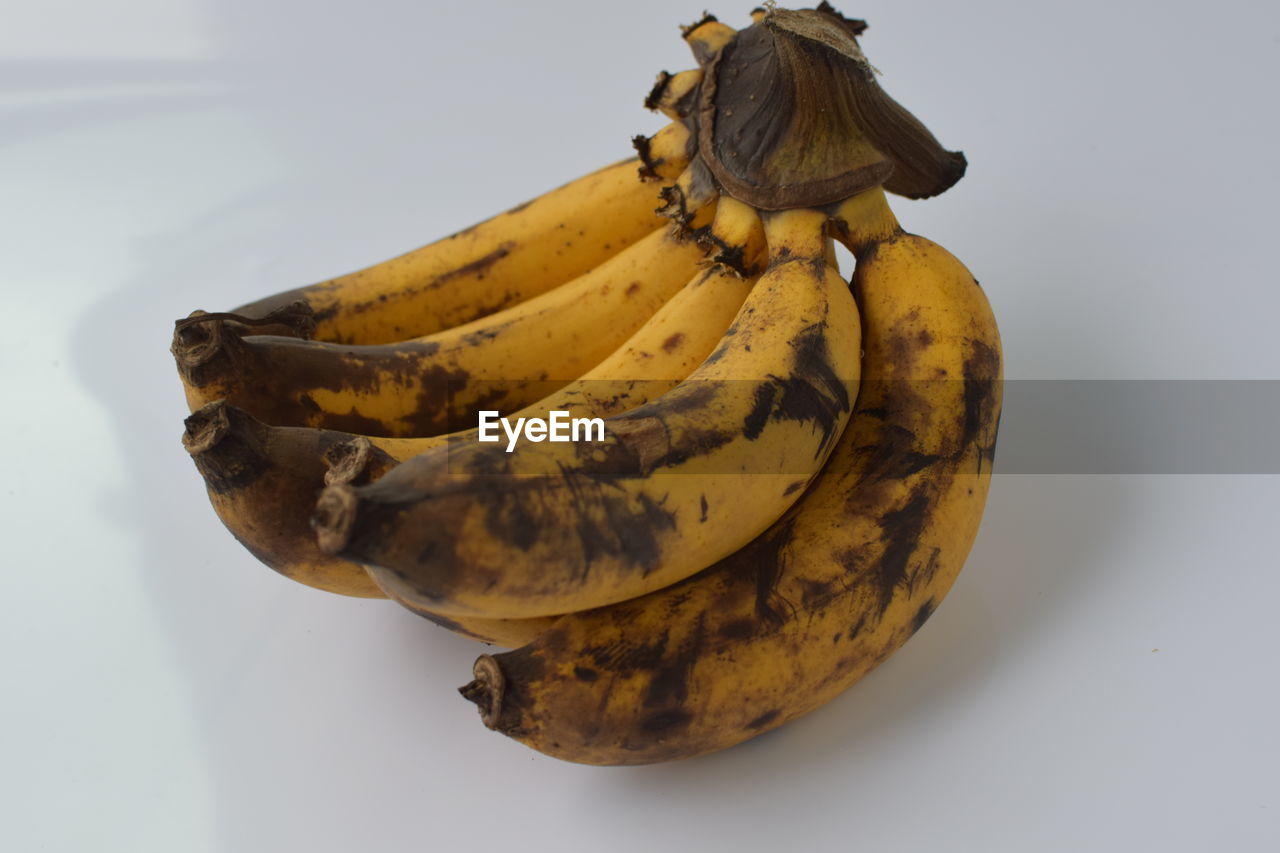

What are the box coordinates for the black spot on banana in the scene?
[173,223,710,437]
[179,258,763,639]
[181,400,556,645]
[181,400,388,599]
[314,209,861,620]
[453,189,1002,765]
[225,130,692,346]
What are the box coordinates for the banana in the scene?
[172,3,995,765]
[182,260,761,639]
[216,124,692,347]
[173,218,710,437]
[456,188,1003,764]
[182,401,386,599]
[181,400,554,645]
[313,207,860,620]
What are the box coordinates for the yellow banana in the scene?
[172,3,997,764]
[313,207,860,620]
[173,218,710,437]
[457,188,1003,764]
[217,125,691,346]
[182,259,761,641]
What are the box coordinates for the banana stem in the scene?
[459,655,505,730]
[322,437,395,487]
[762,207,830,261]
[634,121,692,182]
[313,485,358,555]
[644,69,703,120]
[830,186,901,252]
[683,17,736,63]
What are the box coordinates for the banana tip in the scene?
[171,311,227,379]
[458,655,504,730]
[312,485,358,554]
[322,437,375,486]
[182,400,231,455]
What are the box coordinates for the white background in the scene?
[3,1,1278,850]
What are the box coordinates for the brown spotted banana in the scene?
[172,206,713,438]
[312,206,861,620]
[210,122,693,346]
[181,251,764,644]
[456,187,1003,764]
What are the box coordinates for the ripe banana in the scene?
[313,207,860,620]
[457,187,1003,764]
[171,2,999,765]
[182,401,386,599]
[182,260,761,641]
[181,401,553,645]
[173,218,710,437]
[219,124,692,347]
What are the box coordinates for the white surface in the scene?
[3,1,1278,850]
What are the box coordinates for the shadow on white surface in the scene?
[2,89,231,147]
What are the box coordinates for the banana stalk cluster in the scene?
[172,4,1001,765]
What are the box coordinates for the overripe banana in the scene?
[214,124,692,346]
[456,187,1003,764]
[183,259,762,640]
[313,207,860,620]
[182,402,385,598]
[181,401,554,645]
[173,218,710,437]
[172,3,1002,764]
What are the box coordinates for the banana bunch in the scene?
[174,4,1002,765]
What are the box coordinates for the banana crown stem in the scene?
[762,208,831,260]
[831,186,901,251]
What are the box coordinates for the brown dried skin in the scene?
[182,401,556,644]
[686,5,965,209]
[230,142,690,346]
[174,223,708,438]
[316,210,860,620]
[460,194,1003,764]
